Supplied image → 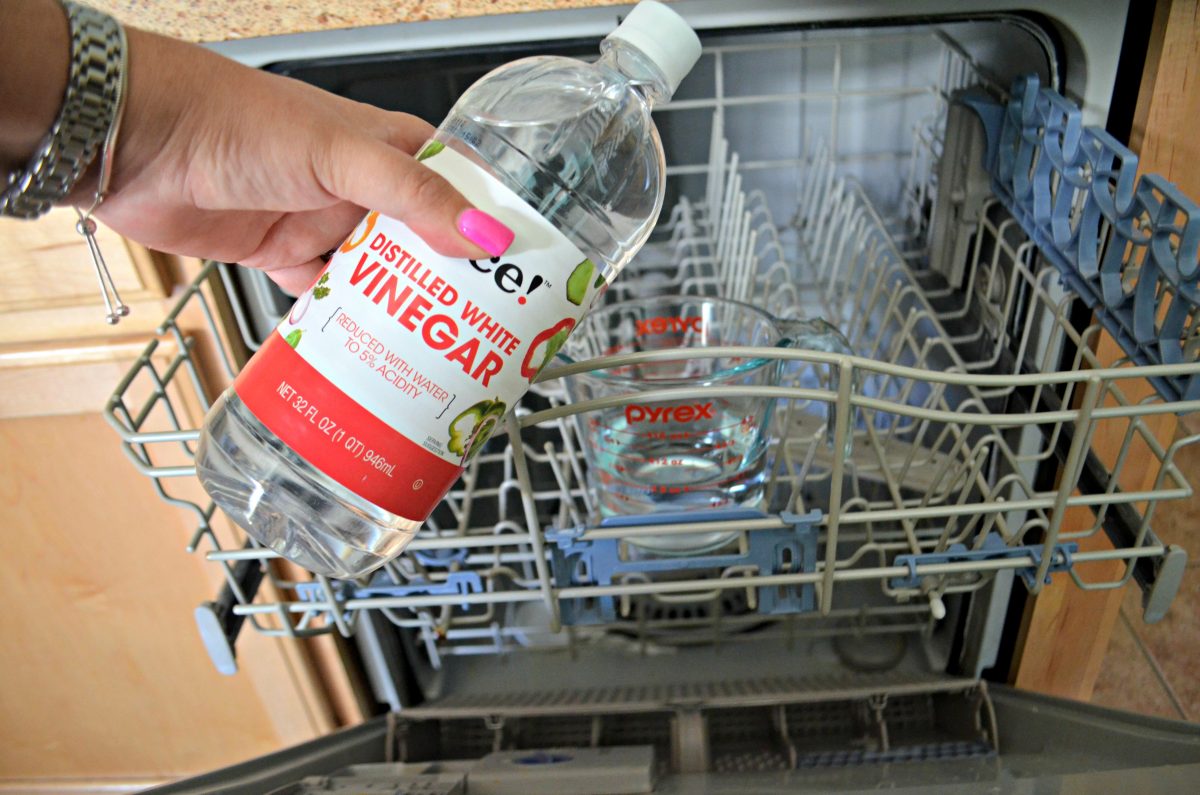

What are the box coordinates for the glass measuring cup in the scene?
[558,295,853,553]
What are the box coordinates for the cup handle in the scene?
[776,318,858,455]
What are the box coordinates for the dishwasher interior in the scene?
[107,10,1200,791]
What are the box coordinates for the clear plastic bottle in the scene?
[195,2,701,578]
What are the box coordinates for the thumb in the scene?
[318,134,513,258]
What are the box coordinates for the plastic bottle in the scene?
[195,1,701,578]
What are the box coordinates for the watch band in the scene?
[1,2,125,219]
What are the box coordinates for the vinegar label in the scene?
[233,144,604,519]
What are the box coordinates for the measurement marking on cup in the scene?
[601,442,742,462]
[593,418,750,436]
[598,470,751,491]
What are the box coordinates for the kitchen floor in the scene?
[1089,421,1200,722]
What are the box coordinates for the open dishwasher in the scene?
[105,1,1200,791]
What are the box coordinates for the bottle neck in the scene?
[597,38,672,107]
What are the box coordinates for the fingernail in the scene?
[457,209,514,257]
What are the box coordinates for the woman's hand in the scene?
[82,26,512,294]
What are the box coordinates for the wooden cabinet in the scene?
[1010,0,1200,701]
[0,209,172,343]
[0,213,354,793]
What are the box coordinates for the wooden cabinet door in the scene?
[1011,0,1200,701]
[0,338,344,793]
[0,208,173,345]
[0,203,369,792]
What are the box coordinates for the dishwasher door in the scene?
[107,1,1200,791]
[140,685,1200,794]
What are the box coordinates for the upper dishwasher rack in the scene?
[103,30,1198,674]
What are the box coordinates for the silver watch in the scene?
[1,1,125,219]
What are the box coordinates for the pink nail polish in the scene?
[457,209,515,257]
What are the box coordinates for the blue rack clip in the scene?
[355,571,484,610]
[963,74,1200,404]
[295,581,347,604]
[295,571,484,610]
[546,508,821,626]
[889,533,1078,592]
[411,548,470,569]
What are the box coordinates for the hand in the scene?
[83,27,513,294]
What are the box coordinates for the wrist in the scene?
[0,0,71,171]
[3,1,128,219]
[79,26,212,207]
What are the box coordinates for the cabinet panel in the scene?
[0,340,333,789]
[0,212,171,343]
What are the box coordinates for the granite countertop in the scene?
[87,1,627,43]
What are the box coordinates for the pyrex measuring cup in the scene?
[558,295,853,553]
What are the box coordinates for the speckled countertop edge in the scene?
[86,1,632,43]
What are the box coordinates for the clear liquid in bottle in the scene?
[195,1,701,578]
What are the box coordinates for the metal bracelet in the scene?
[1,1,124,219]
[1,1,131,323]
[75,12,131,324]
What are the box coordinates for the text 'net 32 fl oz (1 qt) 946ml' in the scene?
[195,1,703,578]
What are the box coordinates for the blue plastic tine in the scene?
[967,73,1198,400]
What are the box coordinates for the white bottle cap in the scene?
[606,1,702,96]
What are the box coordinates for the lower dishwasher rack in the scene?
[105,69,1199,693]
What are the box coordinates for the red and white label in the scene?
[233,144,603,521]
